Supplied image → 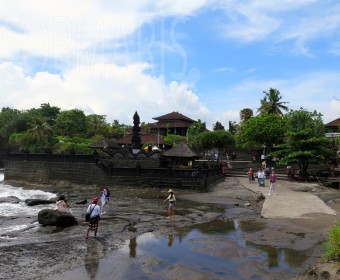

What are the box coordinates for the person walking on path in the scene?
[86,197,101,239]
[247,168,254,183]
[257,169,265,187]
[163,189,176,219]
[268,169,277,195]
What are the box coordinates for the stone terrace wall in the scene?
[4,160,223,190]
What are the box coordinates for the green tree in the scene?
[0,107,23,144]
[27,120,53,144]
[195,130,235,153]
[86,114,108,137]
[38,103,61,125]
[187,120,206,149]
[228,121,238,135]
[213,121,225,131]
[111,120,130,139]
[163,134,185,146]
[236,114,286,149]
[54,109,88,137]
[257,88,289,116]
[272,108,332,177]
[240,108,253,123]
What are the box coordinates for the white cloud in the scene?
[0,61,211,126]
[0,0,209,60]
[218,0,340,55]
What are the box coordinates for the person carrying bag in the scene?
[85,197,101,239]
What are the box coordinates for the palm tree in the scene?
[257,88,289,116]
[240,108,253,123]
[27,120,53,147]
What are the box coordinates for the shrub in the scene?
[324,222,340,262]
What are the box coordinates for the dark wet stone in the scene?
[75,199,87,204]
[38,209,78,227]
[0,196,20,204]
[25,199,55,206]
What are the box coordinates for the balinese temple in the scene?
[161,141,202,168]
[148,111,197,136]
[114,133,167,149]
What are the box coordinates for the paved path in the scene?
[239,177,337,219]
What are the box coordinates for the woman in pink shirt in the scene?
[268,170,277,195]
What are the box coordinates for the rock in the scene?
[75,199,87,204]
[25,199,55,206]
[0,196,20,204]
[256,193,265,202]
[244,202,251,206]
[38,209,78,227]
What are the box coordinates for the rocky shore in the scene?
[0,177,339,280]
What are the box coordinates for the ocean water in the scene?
[0,171,56,236]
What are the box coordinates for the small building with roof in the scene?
[325,118,340,133]
[161,141,202,168]
[148,111,198,136]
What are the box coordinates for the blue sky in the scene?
[0,0,339,129]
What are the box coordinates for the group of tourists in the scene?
[247,162,277,196]
[55,187,176,239]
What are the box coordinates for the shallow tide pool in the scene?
[47,220,310,280]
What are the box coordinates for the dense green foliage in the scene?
[191,130,235,152]
[187,120,206,148]
[324,222,340,262]
[271,108,332,177]
[0,104,128,154]
[163,134,185,146]
[236,114,286,149]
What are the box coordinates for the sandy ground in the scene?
[0,177,339,280]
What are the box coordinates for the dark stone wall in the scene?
[4,160,223,190]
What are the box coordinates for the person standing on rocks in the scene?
[268,169,277,196]
[163,189,176,219]
[86,197,101,239]
[55,195,70,213]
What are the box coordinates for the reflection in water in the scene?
[47,220,311,279]
[129,237,137,258]
[167,234,174,247]
[246,241,309,269]
[84,241,100,280]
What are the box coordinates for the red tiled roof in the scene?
[148,121,193,128]
[325,118,340,127]
[114,134,166,145]
[89,139,120,149]
[152,111,196,123]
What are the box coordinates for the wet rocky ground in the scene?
[0,177,339,280]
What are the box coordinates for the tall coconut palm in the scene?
[27,120,53,147]
[257,88,289,116]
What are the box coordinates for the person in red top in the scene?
[268,169,277,196]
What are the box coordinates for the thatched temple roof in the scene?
[89,139,121,149]
[162,141,202,158]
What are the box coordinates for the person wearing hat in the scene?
[163,189,176,219]
[86,197,101,239]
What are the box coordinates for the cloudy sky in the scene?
[0,0,339,129]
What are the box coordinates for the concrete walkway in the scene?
[239,177,337,219]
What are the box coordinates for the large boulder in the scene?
[38,209,78,227]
